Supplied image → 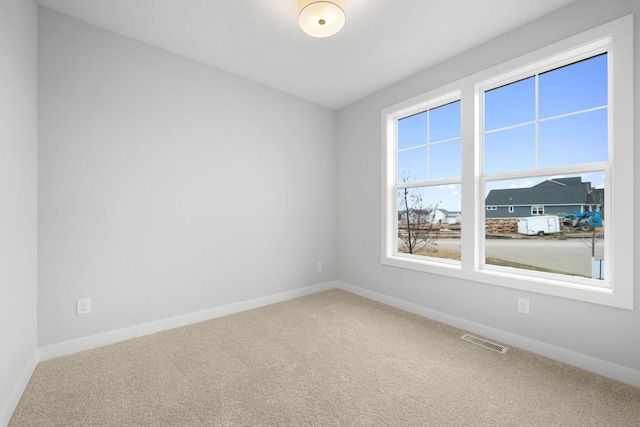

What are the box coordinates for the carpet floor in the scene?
[10,289,640,426]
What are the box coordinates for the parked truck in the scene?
[517,215,561,236]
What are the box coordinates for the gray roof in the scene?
[485,178,591,206]
[589,188,604,205]
[437,208,461,217]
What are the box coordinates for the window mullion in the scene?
[460,84,476,272]
[535,74,540,169]
[398,177,461,189]
[426,110,430,180]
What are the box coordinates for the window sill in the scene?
[382,254,631,310]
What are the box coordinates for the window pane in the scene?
[398,112,427,150]
[539,54,608,119]
[484,124,536,174]
[429,139,461,179]
[484,173,605,281]
[398,147,427,182]
[484,77,535,131]
[539,109,608,168]
[397,184,461,261]
[430,101,461,142]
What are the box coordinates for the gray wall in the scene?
[0,0,38,421]
[38,9,338,347]
[337,0,640,372]
[4,1,638,420]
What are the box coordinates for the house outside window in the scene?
[485,177,600,219]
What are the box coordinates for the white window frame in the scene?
[531,206,544,215]
[382,15,633,309]
[509,206,515,213]
[384,90,462,269]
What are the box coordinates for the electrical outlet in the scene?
[517,297,529,314]
[316,262,323,272]
[77,298,91,315]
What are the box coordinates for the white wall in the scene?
[38,9,337,347]
[0,0,39,423]
[337,0,640,377]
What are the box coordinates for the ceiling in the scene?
[37,0,575,110]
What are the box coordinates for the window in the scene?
[392,94,462,263]
[481,52,608,279]
[382,15,633,309]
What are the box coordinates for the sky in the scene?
[397,53,608,213]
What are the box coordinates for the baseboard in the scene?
[335,281,640,389]
[40,281,336,362]
[0,349,39,427]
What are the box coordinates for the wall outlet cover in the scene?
[77,298,91,315]
[517,297,530,314]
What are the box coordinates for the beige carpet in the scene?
[10,289,640,426]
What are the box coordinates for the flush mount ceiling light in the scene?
[298,0,345,38]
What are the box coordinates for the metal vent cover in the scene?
[461,334,508,354]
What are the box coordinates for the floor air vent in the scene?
[461,334,508,354]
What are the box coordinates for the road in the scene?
[436,238,604,277]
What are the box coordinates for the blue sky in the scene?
[397,53,608,212]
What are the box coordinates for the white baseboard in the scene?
[335,281,640,389]
[40,281,336,362]
[0,349,39,427]
[10,278,637,427]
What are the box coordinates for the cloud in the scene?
[506,179,534,189]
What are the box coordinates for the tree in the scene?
[397,185,440,255]
[579,222,604,279]
[582,225,601,258]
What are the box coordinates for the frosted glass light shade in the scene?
[298,0,345,38]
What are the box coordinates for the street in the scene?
[436,238,604,278]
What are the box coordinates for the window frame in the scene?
[384,90,463,268]
[531,206,544,216]
[381,15,633,309]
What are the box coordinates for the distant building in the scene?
[432,208,461,225]
[485,177,603,219]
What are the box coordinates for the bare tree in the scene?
[582,225,602,258]
[397,185,440,254]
